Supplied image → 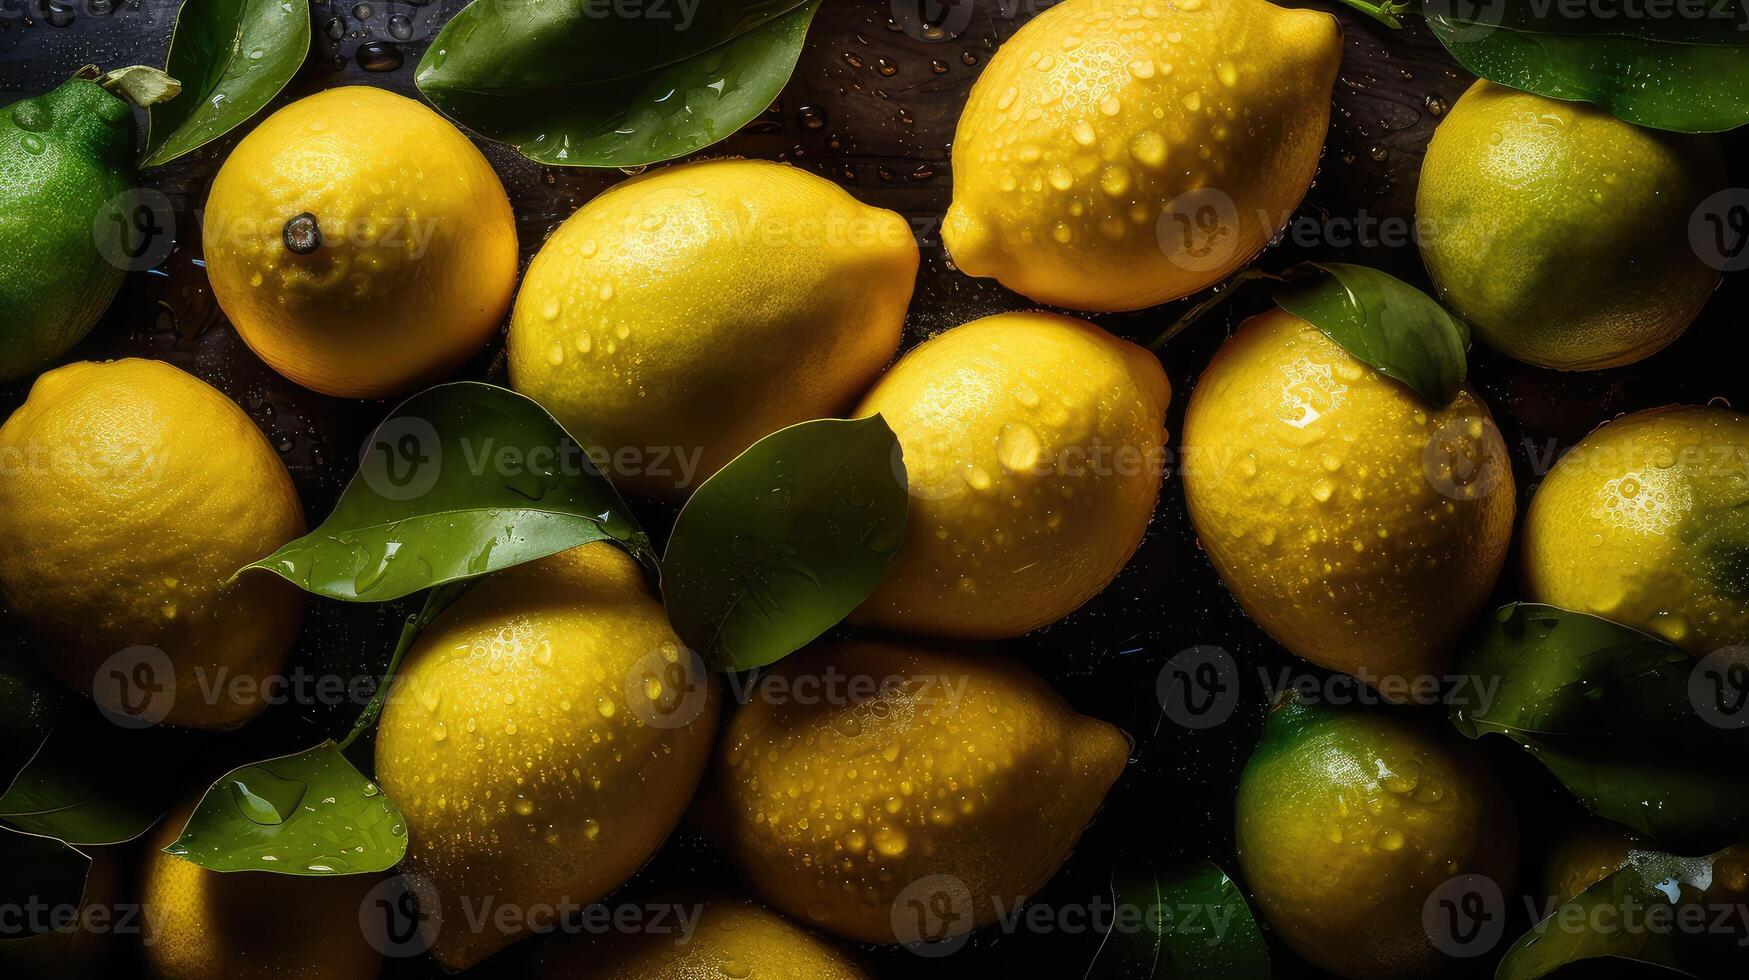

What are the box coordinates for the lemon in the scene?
[1523,406,1749,655]
[715,640,1128,944]
[204,86,518,398]
[0,359,305,729]
[1236,698,1518,978]
[509,159,917,498]
[1180,309,1515,693]
[850,312,1168,639]
[375,543,720,970]
[539,896,871,980]
[141,802,382,980]
[943,0,1341,312]
[1418,82,1725,371]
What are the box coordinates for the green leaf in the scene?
[244,382,651,602]
[416,0,821,167]
[1453,603,1749,850]
[0,721,187,846]
[1088,861,1270,979]
[166,741,405,875]
[0,654,59,793]
[663,416,908,672]
[1424,0,1749,133]
[1273,262,1470,408]
[0,830,88,940]
[142,0,311,167]
[1498,848,1739,979]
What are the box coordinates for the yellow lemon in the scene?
[509,159,917,498]
[375,543,719,970]
[715,641,1128,944]
[0,359,305,729]
[1418,81,1725,371]
[944,0,1341,311]
[1180,309,1515,693]
[141,803,382,980]
[1523,406,1749,655]
[204,86,518,398]
[1236,698,1518,978]
[850,312,1169,639]
[539,896,871,980]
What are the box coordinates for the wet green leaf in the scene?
[142,0,311,167]
[0,830,88,940]
[0,719,187,846]
[1498,847,1741,979]
[167,741,405,875]
[1453,603,1749,850]
[663,416,908,672]
[1425,0,1749,133]
[416,0,821,167]
[1087,860,1270,979]
[244,382,651,602]
[1273,262,1469,408]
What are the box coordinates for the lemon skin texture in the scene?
[0,78,132,383]
[1236,699,1518,978]
[375,543,720,970]
[539,896,871,980]
[509,159,917,498]
[204,86,518,398]
[1181,309,1515,693]
[140,804,382,980]
[850,312,1169,639]
[943,0,1341,312]
[1523,406,1749,656]
[1418,81,1725,371]
[0,359,306,729]
[716,641,1128,944]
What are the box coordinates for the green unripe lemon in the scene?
[0,77,135,383]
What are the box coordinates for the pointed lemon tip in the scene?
[942,203,999,279]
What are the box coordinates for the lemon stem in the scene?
[85,64,182,108]
[1146,267,1283,353]
[1329,0,1411,29]
[283,213,324,254]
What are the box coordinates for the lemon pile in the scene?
[0,0,1739,977]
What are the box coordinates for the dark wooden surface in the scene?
[1,1,1744,977]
